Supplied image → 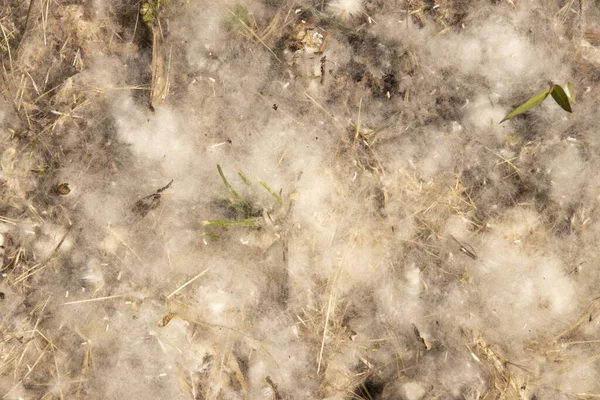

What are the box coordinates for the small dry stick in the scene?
[450,235,477,260]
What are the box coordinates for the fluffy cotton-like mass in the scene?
[328,0,364,20]
[2,0,600,399]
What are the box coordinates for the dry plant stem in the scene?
[150,21,167,108]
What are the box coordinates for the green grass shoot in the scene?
[217,164,248,207]
[500,84,574,124]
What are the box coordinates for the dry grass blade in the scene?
[0,22,14,70]
[166,268,211,299]
[222,4,282,63]
[61,295,125,306]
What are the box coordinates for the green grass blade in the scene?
[258,179,283,204]
[202,218,262,227]
[237,169,252,186]
[499,88,552,123]
[550,84,572,113]
[217,164,247,206]
[229,202,247,215]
